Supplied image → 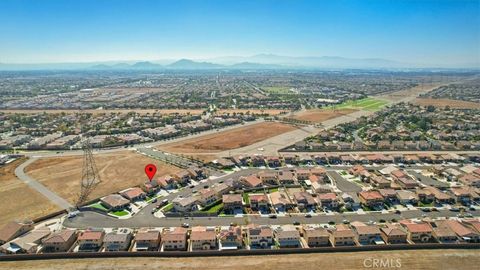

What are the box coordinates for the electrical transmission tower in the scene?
[75,110,102,207]
[76,138,102,207]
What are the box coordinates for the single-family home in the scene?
[218,226,243,250]
[247,224,274,249]
[301,226,330,247]
[0,221,34,245]
[134,230,161,251]
[103,229,132,251]
[222,194,243,214]
[161,227,188,251]
[190,227,217,250]
[41,229,77,253]
[77,230,105,252]
[380,224,407,244]
[275,225,301,248]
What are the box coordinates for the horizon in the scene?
[0,0,479,68]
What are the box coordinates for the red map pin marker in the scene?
[145,164,157,181]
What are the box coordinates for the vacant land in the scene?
[334,97,389,111]
[25,151,182,204]
[0,108,287,116]
[158,122,297,154]
[0,158,60,227]
[1,249,478,270]
[414,98,480,109]
[291,108,358,123]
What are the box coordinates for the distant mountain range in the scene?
[1,54,478,70]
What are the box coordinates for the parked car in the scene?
[181,223,190,228]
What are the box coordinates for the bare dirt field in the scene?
[414,98,480,109]
[290,108,358,123]
[1,249,478,270]
[158,122,298,154]
[0,108,287,116]
[0,158,60,227]
[24,151,182,204]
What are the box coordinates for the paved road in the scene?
[63,207,477,229]
[327,171,362,192]
[408,170,449,188]
[14,157,73,210]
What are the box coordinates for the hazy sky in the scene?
[0,0,479,67]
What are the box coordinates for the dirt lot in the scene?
[1,249,478,270]
[0,108,287,116]
[414,98,480,109]
[0,158,60,227]
[290,108,358,123]
[158,122,297,154]
[24,151,182,204]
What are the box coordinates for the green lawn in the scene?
[418,201,434,207]
[243,193,250,204]
[162,203,173,212]
[200,201,224,213]
[332,97,388,111]
[89,202,108,212]
[110,210,129,216]
[263,86,296,95]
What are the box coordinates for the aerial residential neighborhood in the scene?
[1,0,480,270]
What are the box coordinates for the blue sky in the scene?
[0,0,479,67]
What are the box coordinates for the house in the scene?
[391,170,418,189]
[222,194,243,214]
[371,176,391,189]
[266,156,281,167]
[239,175,262,188]
[251,155,266,167]
[258,171,278,185]
[100,194,130,211]
[156,175,176,189]
[275,225,301,248]
[77,230,105,252]
[396,190,419,205]
[278,170,296,185]
[318,193,339,209]
[173,170,191,184]
[161,227,188,251]
[198,188,219,206]
[0,229,50,254]
[0,221,34,245]
[330,225,356,246]
[293,192,318,211]
[378,188,397,202]
[190,227,217,250]
[134,230,161,251]
[436,220,480,243]
[218,226,243,250]
[247,224,274,249]
[103,229,132,251]
[213,158,235,169]
[269,190,295,212]
[249,193,270,211]
[41,229,77,253]
[450,187,474,205]
[295,168,311,181]
[432,226,457,243]
[380,224,407,244]
[351,222,383,245]
[301,226,330,247]
[311,181,332,193]
[358,191,384,209]
[172,196,199,212]
[282,154,298,165]
[422,186,454,204]
[400,221,433,243]
[459,173,480,188]
[342,192,361,210]
[120,187,146,202]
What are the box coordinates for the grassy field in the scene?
[263,86,296,95]
[333,97,389,111]
[25,151,182,204]
[1,249,478,270]
[0,158,61,227]
[157,122,297,154]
